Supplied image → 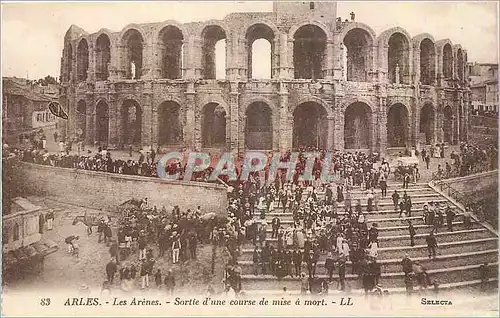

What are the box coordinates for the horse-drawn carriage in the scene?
[392,156,419,181]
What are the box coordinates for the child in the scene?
[155,269,162,288]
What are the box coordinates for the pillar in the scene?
[192,36,203,79]
[377,98,388,155]
[108,89,119,148]
[333,108,344,151]
[325,40,335,80]
[333,39,343,81]
[278,82,290,151]
[141,83,153,147]
[279,33,291,79]
[287,39,294,79]
[229,81,240,154]
[326,115,335,150]
[184,82,196,149]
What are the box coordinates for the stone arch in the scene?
[76,99,87,139]
[455,45,465,81]
[76,38,89,82]
[419,103,435,145]
[436,39,453,78]
[344,102,372,149]
[387,103,410,147]
[339,22,376,44]
[158,100,182,146]
[245,22,276,79]
[95,100,109,145]
[120,99,142,146]
[121,28,144,79]
[241,96,277,115]
[377,27,412,47]
[158,25,184,79]
[201,24,227,79]
[201,102,227,148]
[153,20,189,42]
[293,101,328,149]
[292,23,328,79]
[341,25,375,82]
[442,43,453,78]
[288,20,333,41]
[199,95,229,115]
[416,36,436,85]
[95,33,111,81]
[381,30,411,85]
[245,101,273,150]
[64,43,73,82]
[292,96,333,117]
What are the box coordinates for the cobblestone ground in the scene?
[3,197,226,295]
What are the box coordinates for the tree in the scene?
[36,75,58,86]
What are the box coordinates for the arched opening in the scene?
[76,100,86,140]
[202,25,226,80]
[387,103,410,147]
[443,106,453,143]
[420,39,435,85]
[419,104,435,145]
[246,102,272,150]
[293,25,326,79]
[96,101,109,145]
[76,39,89,82]
[95,34,111,81]
[13,223,20,241]
[202,103,226,147]
[443,43,453,79]
[343,28,372,82]
[65,44,73,82]
[293,102,327,149]
[246,24,274,79]
[344,102,372,149]
[121,99,142,146]
[457,49,464,81]
[158,101,182,146]
[388,32,410,84]
[122,29,143,79]
[159,26,184,79]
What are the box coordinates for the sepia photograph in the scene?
[1,1,499,316]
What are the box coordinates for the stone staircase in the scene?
[237,182,498,295]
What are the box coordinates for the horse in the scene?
[72,215,102,235]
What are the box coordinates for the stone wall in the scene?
[17,161,228,215]
[437,170,498,195]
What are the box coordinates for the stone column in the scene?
[227,33,241,81]
[287,39,294,79]
[278,82,290,151]
[271,38,279,79]
[141,82,153,148]
[88,42,96,82]
[326,115,335,150]
[182,39,192,79]
[379,45,389,84]
[279,33,290,79]
[109,42,124,80]
[333,40,343,81]
[85,94,95,145]
[333,108,344,151]
[184,82,196,149]
[192,36,203,79]
[229,81,240,154]
[325,40,335,80]
[141,37,153,79]
[413,45,421,85]
[377,98,388,155]
[108,87,119,148]
[147,40,161,79]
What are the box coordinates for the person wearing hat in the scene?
[171,234,181,264]
[338,257,346,291]
[106,258,117,284]
[325,252,336,282]
[138,231,147,260]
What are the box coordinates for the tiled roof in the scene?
[3,239,58,270]
[2,78,52,102]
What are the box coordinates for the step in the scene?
[237,237,498,262]
[318,187,434,195]
[240,263,498,291]
[238,249,499,275]
[249,228,490,250]
[241,278,499,295]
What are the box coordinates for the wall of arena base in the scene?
[17,162,228,215]
[437,170,498,197]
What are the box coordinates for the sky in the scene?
[2,1,499,80]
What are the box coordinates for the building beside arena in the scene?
[59,1,470,155]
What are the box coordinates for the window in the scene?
[309,2,315,9]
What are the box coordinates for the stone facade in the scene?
[59,1,470,155]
